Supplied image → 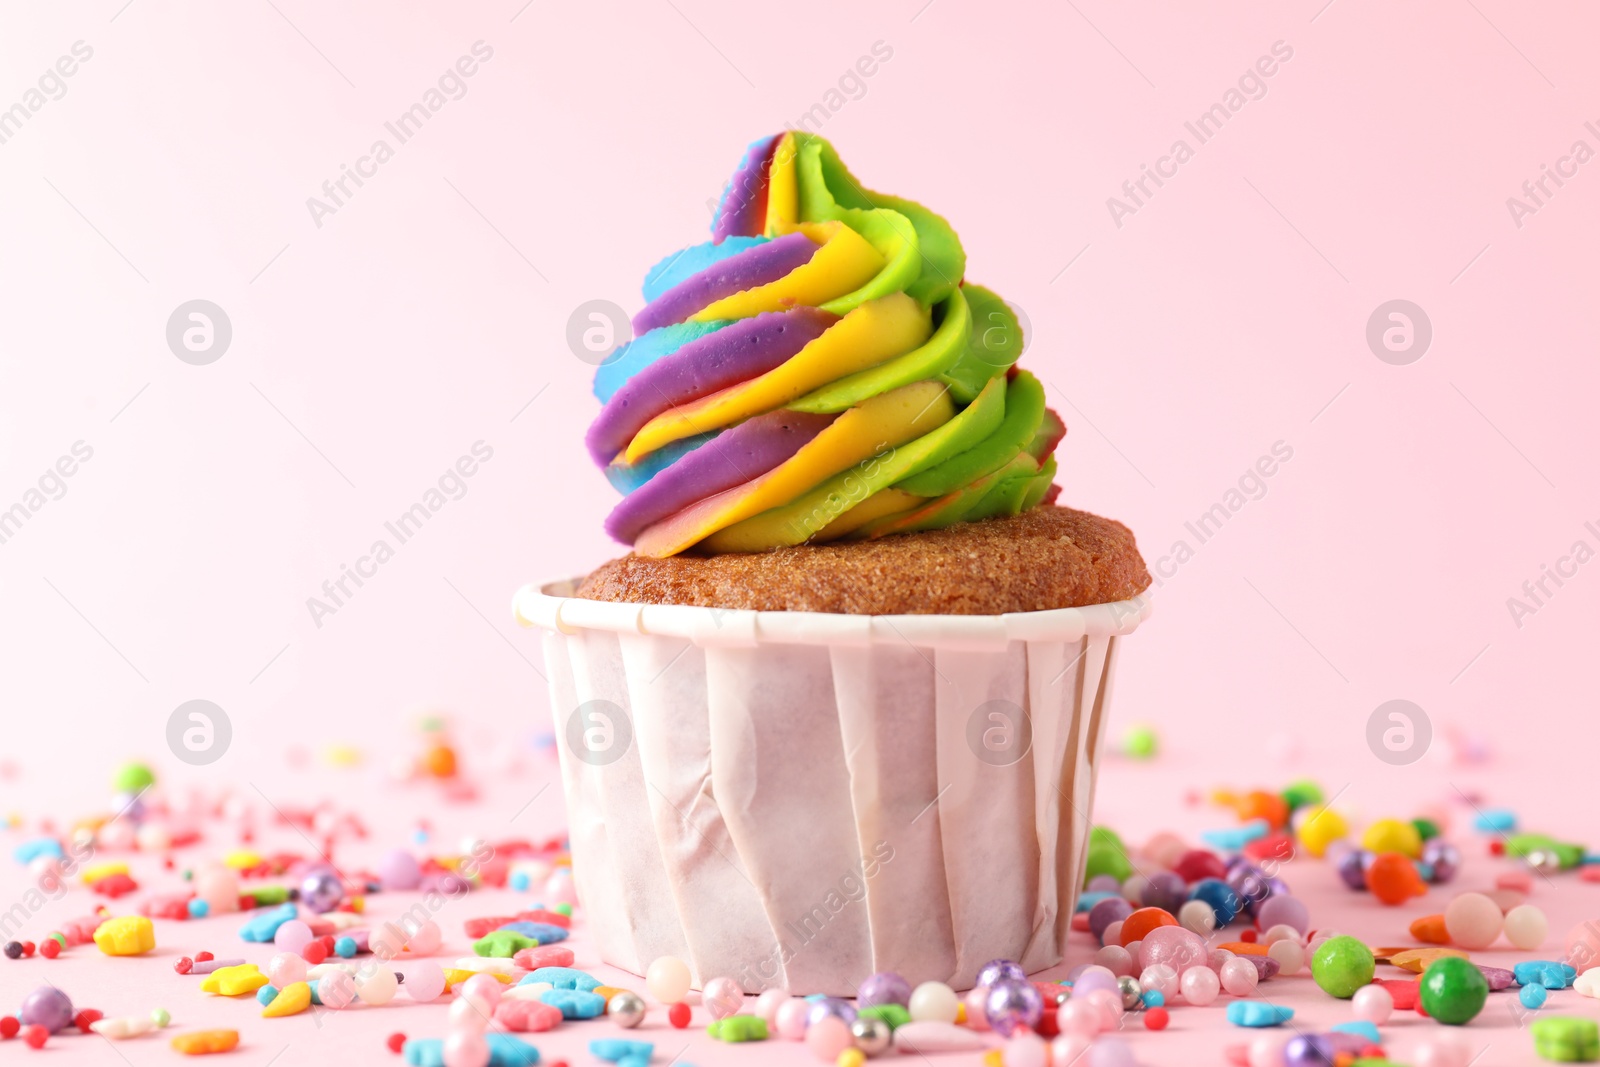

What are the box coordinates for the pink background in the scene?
[1,1,1597,1063]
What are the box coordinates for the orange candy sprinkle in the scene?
[1237,790,1290,830]
[1119,907,1179,946]
[1365,852,1426,905]
[1216,941,1271,957]
[1409,914,1450,944]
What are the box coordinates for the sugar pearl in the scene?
[1095,945,1135,977]
[1179,900,1217,936]
[646,957,692,1004]
[1351,984,1393,1024]
[907,982,959,1024]
[1268,938,1306,975]
[1503,904,1547,951]
[1180,965,1220,1006]
[1220,957,1259,996]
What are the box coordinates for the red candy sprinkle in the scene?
[175,957,194,974]
[1036,1007,1059,1038]
[19,942,34,958]
[303,941,329,965]
[195,951,214,962]
[22,1024,46,1049]
[39,940,59,960]
[239,895,257,910]
[0,1016,19,1038]
[74,1009,103,1032]
[668,1002,691,1029]
[1145,1006,1170,1030]
[386,1032,406,1054]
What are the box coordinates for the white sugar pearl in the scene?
[908,981,959,1023]
[1268,938,1305,975]
[1178,900,1216,936]
[1503,904,1548,950]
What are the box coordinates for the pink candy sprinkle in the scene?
[512,945,575,970]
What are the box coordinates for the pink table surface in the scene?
[1,737,1594,1066]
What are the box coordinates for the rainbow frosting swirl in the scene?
[587,132,1065,557]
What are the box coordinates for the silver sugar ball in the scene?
[607,991,646,1028]
[1118,975,1144,1010]
[850,1016,892,1056]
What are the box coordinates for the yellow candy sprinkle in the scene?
[81,861,129,884]
[443,967,512,990]
[92,916,155,956]
[170,1029,239,1055]
[1390,947,1469,973]
[200,964,269,996]
[1361,818,1423,859]
[262,981,311,1018]
[837,1050,867,1067]
[321,744,363,766]
[222,850,262,870]
[1296,807,1348,857]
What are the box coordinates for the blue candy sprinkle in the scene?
[1142,990,1165,1008]
[520,965,599,991]
[539,988,606,1019]
[256,985,279,1006]
[1514,961,1576,990]
[497,921,570,945]
[335,936,357,958]
[1331,1020,1381,1042]
[1474,809,1516,832]
[13,838,64,864]
[1201,819,1271,851]
[590,1039,655,1063]
[404,1034,540,1066]
[1520,984,1548,1009]
[238,902,299,942]
[1226,1001,1295,1027]
[187,898,210,919]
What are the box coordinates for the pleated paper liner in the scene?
[516,578,1149,995]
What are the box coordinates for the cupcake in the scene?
[518,132,1151,995]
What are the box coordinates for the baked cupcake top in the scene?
[588,133,1065,558]
[577,505,1150,615]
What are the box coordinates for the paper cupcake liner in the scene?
[514,578,1150,995]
